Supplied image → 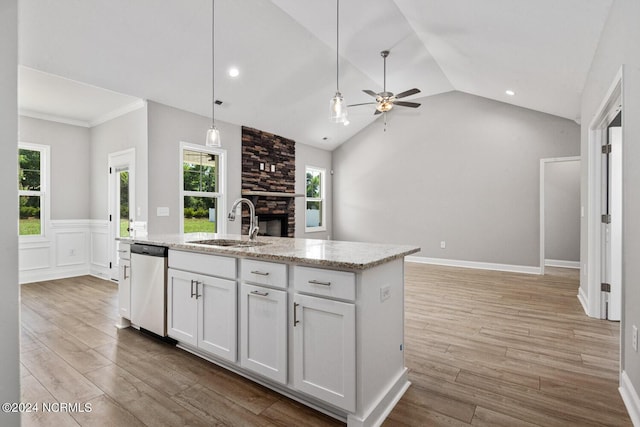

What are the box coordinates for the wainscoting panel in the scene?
[19,220,110,284]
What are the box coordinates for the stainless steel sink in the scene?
[188,239,268,248]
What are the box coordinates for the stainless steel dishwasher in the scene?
[130,244,168,337]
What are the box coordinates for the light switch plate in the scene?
[380,285,391,302]
[156,207,170,217]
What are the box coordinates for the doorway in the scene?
[539,157,581,275]
[108,149,135,281]
[586,69,622,321]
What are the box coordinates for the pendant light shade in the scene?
[330,0,347,124]
[206,0,221,147]
[206,126,221,147]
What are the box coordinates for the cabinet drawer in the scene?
[294,266,355,301]
[240,259,287,289]
[117,242,131,260]
[169,250,236,279]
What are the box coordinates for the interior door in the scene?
[109,149,135,280]
[602,112,622,321]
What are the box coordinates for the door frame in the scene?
[539,156,581,275]
[108,148,135,280]
[586,66,623,319]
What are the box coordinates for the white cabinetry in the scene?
[240,283,287,383]
[239,259,288,384]
[116,243,131,327]
[293,266,356,412]
[167,251,237,362]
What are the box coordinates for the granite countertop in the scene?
[120,233,420,270]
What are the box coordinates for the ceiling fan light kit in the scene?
[347,50,422,123]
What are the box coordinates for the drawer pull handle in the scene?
[308,279,331,286]
[190,279,196,298]
[293,302,300,326]
[123,265,129,280]
[251,270,270,276]
[250,290,269,297]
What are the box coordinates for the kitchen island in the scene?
[118,233,419,427]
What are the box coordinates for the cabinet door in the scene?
[167,268,198,346]
[118,259,131,319]
[240,284,287,384]
[293,294,356,412]
[198,276,237,362]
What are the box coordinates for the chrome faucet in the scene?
[228,198,259,241]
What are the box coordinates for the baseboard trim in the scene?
[577,287,590,317]
[620,370,640,426]
[19,267,90,284]
[545,259,580,269]
[406,256,540,275]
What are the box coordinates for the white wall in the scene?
[0,0,21,424]
[544,160,580,264]
[90,104,148,223]
[19,116,91,219]
[295,143,332,240]
[333,91,580,270]
[579,0,640,420]
[147,101,242,235]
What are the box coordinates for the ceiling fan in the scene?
[349,50,421,115]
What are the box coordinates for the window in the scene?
[180,143,226,234]
[18,143,49,237]
[305,166,326,232]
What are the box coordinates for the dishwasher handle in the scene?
[131,244,168,257]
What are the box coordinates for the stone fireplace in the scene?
[240,126,297,237]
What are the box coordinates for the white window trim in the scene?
[305,166,326,233]
[179,141,227,235]
[18,142,51,242]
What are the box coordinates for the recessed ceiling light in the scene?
[343,119,350,126]
[505,90,515,96]
[228,67,240,78]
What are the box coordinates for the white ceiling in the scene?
[18,0,613,150]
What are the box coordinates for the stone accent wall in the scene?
[241,126,296,237]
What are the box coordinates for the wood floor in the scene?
[19,264,631,426]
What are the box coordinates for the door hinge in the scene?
[602,144,612,154]
[109,214,112,222]
[601,282,611,292]
[109,167,113,174]
[601,214,611,224]
[109,261,113,269]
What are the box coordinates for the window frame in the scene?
[18,142,50,241]
[305,165,326,233]
[179,141,227,235]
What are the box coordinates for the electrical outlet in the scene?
[380,285,391,302]
[440,241,446,249]
[633,325,638,352]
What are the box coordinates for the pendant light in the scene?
[329,0,347,123]
[206,0,221,147]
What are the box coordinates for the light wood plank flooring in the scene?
[19,264,631,426]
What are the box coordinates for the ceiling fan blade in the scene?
[347,102,377,107]
[395,88,421,99]
[374,109,383,115]
[363,89,378,98]
[394,101,421,108]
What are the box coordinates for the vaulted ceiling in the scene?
[18,0,613,150]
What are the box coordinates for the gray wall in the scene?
[146,101,242,235]
[90,105,148,223]
[545,160,580,262]
[295,143,333,240]
[332,91,580,267]
[0,0,20,424]
[19,116,91,219]
[579,0,640,396]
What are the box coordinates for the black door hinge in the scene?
[109,262,113,269]
[601,283,611,292]
[601,214,611,224]
[602,144,612,154]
